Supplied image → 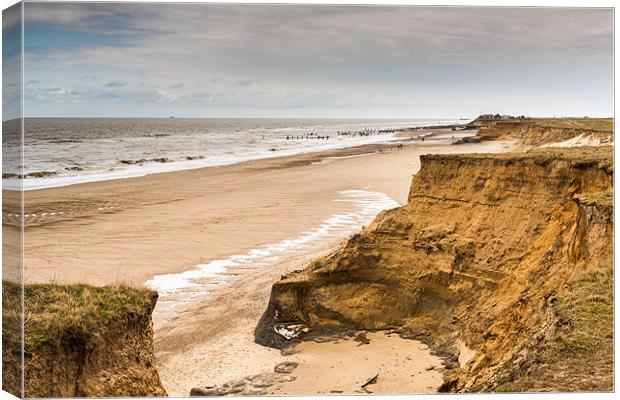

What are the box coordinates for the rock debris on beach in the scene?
[189,362,299,396]
[274,361,298,374]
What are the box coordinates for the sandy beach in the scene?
[5,5,611,397]
[15,129,516,395]
[19,130,511,286]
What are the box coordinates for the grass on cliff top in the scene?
[574,191,613,208]
[425,146,612,169]
[478,117,613,132]
[523,118,613,132]
[497,265,613,392]
[2,281,157,353]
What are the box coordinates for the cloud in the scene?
[104,80,128,88]
[23,3,159,37]
[156,89,175,102]
[21,4,613,117]
[33,5,612,93]
[234,80,257,87]
[42,86,66,95]
[24,85,74,102]
[24,83,184,107]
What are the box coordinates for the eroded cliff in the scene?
[257,146,613,392]
[2,282,167,397]
[472,118,613,146]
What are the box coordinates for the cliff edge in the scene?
[468,117,613,146]
[256,146,613,392]
[2,282,167,397]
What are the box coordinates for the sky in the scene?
[2,3,614,119]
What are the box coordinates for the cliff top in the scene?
[423,146,612,168]
[515,118,612,132]
[3,281,158,351]
[470,116,613,132]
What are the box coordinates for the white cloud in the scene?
[104,80,128,88]
[21,4,613,117]
[156,89,175,103]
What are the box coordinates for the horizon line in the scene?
[3,115,614,123]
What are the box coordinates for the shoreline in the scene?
[146,189,400,330]
[7,123,468,191]
[19,128,512,287]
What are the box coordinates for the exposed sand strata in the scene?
[2,282,166,397]
[258,146,613,392]
[469,117,613,146]
[540,133,609,148]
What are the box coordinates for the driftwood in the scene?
[361,373,379,390]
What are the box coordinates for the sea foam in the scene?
[145,189,400,328]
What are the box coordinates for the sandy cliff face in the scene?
[2,283,167,398]
[474,120,613,146]
[257,147,613,391]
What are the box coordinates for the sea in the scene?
[2,117,462,190]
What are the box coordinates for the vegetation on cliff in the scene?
[467,117,613,145]
[575,191,613,208]
[496,264,613,392]
[2,281,166,397]
[469,116,613,132]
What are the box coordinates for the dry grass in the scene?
[423,146,613,170]
[575,191,613,208]
[496,265,613,392]
[2,281,157,353]
[524,118,613,132]
[487,118,613,132]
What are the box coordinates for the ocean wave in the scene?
[3,171,59,179]
[119,157,174,165]
[18,118,464,190]
[49,139,82,144]
[118,155,205,165]
[146,189,400,328]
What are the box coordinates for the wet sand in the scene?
[14,129,516,395]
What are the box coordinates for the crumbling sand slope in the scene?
[471,117,613,146]
[2,282,167,397]
[257,146,613,392]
